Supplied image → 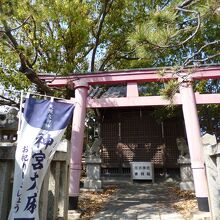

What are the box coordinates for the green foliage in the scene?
[0,0,91,91]
[195,79,220,94]
[139,82,164,96]
[0,0,220,97]
[0,70,30,90]
[151,105,183,122]
[198,104,220,139]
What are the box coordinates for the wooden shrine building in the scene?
[100,107,185,176]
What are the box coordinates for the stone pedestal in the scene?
[84,157,102,190]
[178,157,194,191]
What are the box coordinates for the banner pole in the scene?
[17,90,24,142]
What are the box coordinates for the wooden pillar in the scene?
[69,80,89,209]
[179,77,209,212]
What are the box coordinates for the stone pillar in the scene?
[202,134,220,219]
[179,76,209,212]
[84,157,102,190]
[178,158,194,190]
[69,80,89,209]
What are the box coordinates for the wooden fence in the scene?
[0,142,70,220]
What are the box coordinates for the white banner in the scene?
[8,97,74,220]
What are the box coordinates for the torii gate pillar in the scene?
[179,77,209,212]
[69,80,89,209]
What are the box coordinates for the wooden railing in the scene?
[0,141,70,220]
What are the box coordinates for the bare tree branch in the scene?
[160,0,170,10]
[0,95,19,107]
[0,29,6,34]
[90,0,114,72]
[116,56,139,61]
[179,0,196,8]
[188,53,220,65]
[30,17,38,67]
[99,53,113,71]
[10,16,33,32]
[183,40,220,66]
[176,6,201,46]
[0,16,33,33]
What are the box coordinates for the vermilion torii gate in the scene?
[41,65,220,212]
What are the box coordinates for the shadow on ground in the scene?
[91,177,185,220]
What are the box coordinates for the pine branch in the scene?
[134,1,201,50]
[149,6,201,48]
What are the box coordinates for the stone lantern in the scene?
[0,106,18,145]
